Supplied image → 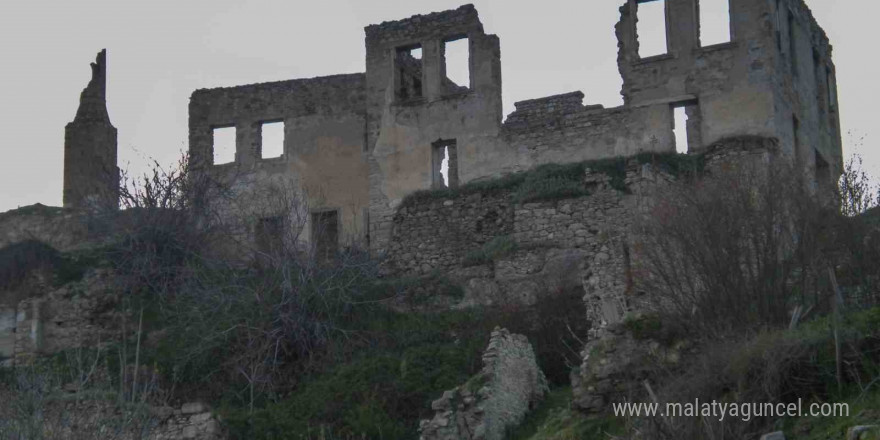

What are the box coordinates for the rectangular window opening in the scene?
[636,0,668,58]
[255,216,284,256]
[788,12,798,77]
[775,0,783,52]
[312,210,339,261]
[673,107,689,154]
[362,207,370,250]
[261,121,284,159]
[699,0,732,46]
[432,139,458,188]
[442,36,470,93]
[395,45,423,101]
[826,68,836,111]
[212,126,236,165]
[792,116,801,164]
[672,102,700,154]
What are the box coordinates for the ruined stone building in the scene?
[181,0,841,257]
[47,1,841,259]
[0,0,845,425]
[63,49,118,211]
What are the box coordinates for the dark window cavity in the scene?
[255,216,284,256]
[312,210,339,261]
[396,45,423,101]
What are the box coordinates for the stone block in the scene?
[181,402,207,415]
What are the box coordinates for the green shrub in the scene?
[400,152,701,208]
[223,309,494,439]
[513,177,588,204]
[401,172,526,207]
[622,313,684,346]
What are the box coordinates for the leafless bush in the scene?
[623,154,880,438]
[104,157,382,409]
[631,305,880,440]
[631,159,835,336]
[838,153,880,217]
[0,347,160,440]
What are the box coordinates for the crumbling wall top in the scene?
[788,0,834,57]
[503,91,606,129]
[189,73,367,119]
[191,73,365,100]
[72,49,111,124]
[364,4,483,44]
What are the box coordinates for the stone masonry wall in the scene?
[419,327,548,440]
[152,402,223,440]
[384,160,679,317]
[0,204,88,252]
[7,269,119,366]
[387,192,514,274]
[386,162,666,277]
[501,93,672,166]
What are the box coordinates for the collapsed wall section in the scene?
[419,327,548,440]
[771,0,842,189]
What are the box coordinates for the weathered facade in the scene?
[64,49,118,211]
[184,0,841,256]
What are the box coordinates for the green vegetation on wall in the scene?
[400,152,704,208]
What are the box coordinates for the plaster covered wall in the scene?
[616,0,841,174]
[363,5,504,254]
[188,74,371,248]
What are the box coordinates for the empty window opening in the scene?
[826,68,836,111]
[255,216,283,256]
[212,126,236,165]
[792,116,801,163]
[673,107,689,154]
[442,36,470,93]
[396,45,423,101]
[636,0,668,58]
[312,210,339,261]
[432,139,459,188]
[261,121,284,159]
[672,102,701,154]
[362,207,370,250]
[788,12,798,77]
[699,0,732,46]
[775,0,783,51]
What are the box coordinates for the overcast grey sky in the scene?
[0,0,877,212]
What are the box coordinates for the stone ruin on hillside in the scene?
[5,0,844,384]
